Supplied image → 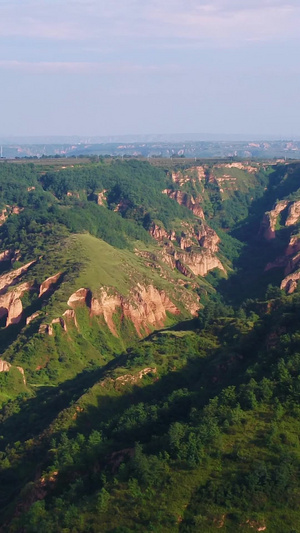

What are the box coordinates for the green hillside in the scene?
[1,158,300,531]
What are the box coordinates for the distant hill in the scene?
[1,138,300,159]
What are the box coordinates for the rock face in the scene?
[174,249,224,277]
[63,309,79,329]
[259,201,289,240]
[265,234,300,273]
[171,163,257,191]
[215,162,258,174]
[149,225,176,242]
[281,271,300,294]
[68,283,180,337]
[26,311,40,325]
[0,249,13,262]
[16,365,26,385]
[260,199,300,241]
[171,166,205,186]
[265,237,300,293]
[0,205,23,226]
[39,272,62,297]
[0,359,26,383]
[285,235,300,256]
[285,200,300,226]
[0,260,35,295]
[0,260,35,327]
[197,225,220,253]
[0,359,11,372]
[0,208,7,224]
[260,197,300,291]
[162,189,204,219]
[284,252,300,276]
[97,190,107,206]
[150,222,224,278]
[67,288,91,307]
[0,281,33,327]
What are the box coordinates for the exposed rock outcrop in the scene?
[197,225,220,253]
[178,234,194,251]
[26,311,40,325]
[162,189,204,219]
[285,234,300,256]
[149,224,176,242]
[284,252,300,276]
[0,205,24,226]
[39,323,53,336]
[67,288,91,307]
[0,359,26,383]
[68,284,180,337]
[0,208,7,224]
[174,249,225,277]
[171,166,206,186]
[0,359,11,372]
[245,518,266,531]
[115,367,157,385]
[6,298,23,326]
[259,201,289,240]
[63,309,79,329]
[260,199,300,241]
[101,367,157,389]
[39,272,62,297]
[92,284,180,336]
[216,162,257,173]
[265,234,300,273]
[97,190,107,206]
[52,317,67,331]
[0,260,35,295]
[0,281,33,327]
[0,249,13,262]
[285,200,300,226]
[39,316,69,336]
[280,271,300,294]
[16,366,26,385]
[150,222,223,277]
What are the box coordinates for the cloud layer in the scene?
[0,0,299,48]
[0,60,177,75]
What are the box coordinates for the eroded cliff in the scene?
[66,283,181,337]
[150,221,224,278]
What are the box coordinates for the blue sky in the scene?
[1,0,299,137]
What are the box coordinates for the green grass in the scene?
[72,233,157,295]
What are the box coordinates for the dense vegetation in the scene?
[0,158,300,531]
[2,290,300,532]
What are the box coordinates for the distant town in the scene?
[0,138,300,160]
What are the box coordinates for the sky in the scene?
[0,0,300,138]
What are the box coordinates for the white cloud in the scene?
[0,60,179,75]
[0,0,299,48]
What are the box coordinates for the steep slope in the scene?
[1,158,300,532]
[0,232,202,404]
[2,291,300,532]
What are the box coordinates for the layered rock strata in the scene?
[162,189,204,219]
[67,284,180,337]
[150,222,224,277]
[259,201,289,240]
[260,199,300,241]
[39,272,62,297]
[0,281,33,326]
